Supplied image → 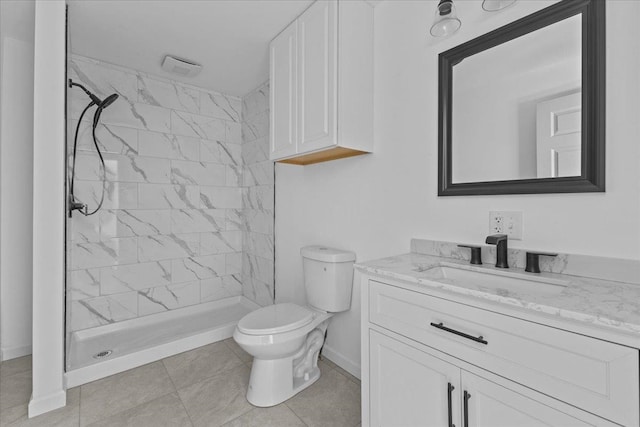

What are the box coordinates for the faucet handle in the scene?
[525,251,557,273]
[457,244,482,265]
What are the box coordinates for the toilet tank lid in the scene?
[301,246,356,263]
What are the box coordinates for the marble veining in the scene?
[67,56,273,333]
[171,110,227,140]
[225,121,243,145]
[357,242,640,339]
[68,269,101,300]
[100,261,172,294]
[172,255,226,282]
[201,276,242,302]
[411,238,640,285]
[70,121,138,156]
[240,82,274,306]
[201,92,242,122]
[200,139,241,165]
[138,281,200,316]
[138,131,200,161]
[137,74,200,114]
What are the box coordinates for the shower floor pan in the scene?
[65,296,259,387]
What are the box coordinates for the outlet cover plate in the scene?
[489,211,523,240]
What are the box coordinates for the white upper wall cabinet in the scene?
[270,22,298,159]
[270,0,373,165]
[297,0,336,153]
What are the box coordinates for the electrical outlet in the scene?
[489,211,523,240]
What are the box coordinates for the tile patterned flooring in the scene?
[0,339,361,427]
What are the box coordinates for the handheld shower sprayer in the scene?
[93,93,119,127]
[68,79,120,217]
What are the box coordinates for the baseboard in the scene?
[0,344,32,361]
[28,390,66,418]
[321,345,361,380]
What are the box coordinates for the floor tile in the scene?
[0,342,361,427]
[0,355,32,378]
[332,364,361,386]
[0,402,28,426]
[0,370,32,412]
[286,368,361,427]
[80,361,175,426]
[318,356,337,371]
[177,364,253,427]
[87,392,192,427]
[223,338,252,363]
[4,387,80,427]
[222,404,306,427]
[317,358,334,373]
[163,341,244,389]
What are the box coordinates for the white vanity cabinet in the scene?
[361,276,639,427]
[269,0,373,165]
[460,371,600,427]
[370,330,462,427]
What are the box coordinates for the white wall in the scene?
[275,0,640,377]
[0,0,35,361]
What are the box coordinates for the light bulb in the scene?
[482,0,516,12]
[430,0,461,38]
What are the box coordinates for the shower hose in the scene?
[69,101,107,216]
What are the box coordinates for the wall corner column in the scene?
[29,0,67,417]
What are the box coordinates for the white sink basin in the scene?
[425,263,569,295]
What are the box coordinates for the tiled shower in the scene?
[66,55,273,368]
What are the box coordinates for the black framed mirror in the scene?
[438,0,605,196]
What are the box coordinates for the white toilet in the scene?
[233,245,356,407]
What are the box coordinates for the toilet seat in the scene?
[238,303,314,335]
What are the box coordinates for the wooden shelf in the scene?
[276,147,370,166]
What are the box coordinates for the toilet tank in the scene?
[301,246,356,312]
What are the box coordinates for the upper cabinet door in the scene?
[270,22,298,159]
[297,0,337,153]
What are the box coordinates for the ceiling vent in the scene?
[161,55,202,77]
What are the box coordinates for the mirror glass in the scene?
[451,14,582,184]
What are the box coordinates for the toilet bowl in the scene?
[233,245,356,407]
[233,303,332,407]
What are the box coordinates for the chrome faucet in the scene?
[485,234,508,268]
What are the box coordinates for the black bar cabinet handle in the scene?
[430,322,488,345]
[463,390,471,427]
[447,382,455,427]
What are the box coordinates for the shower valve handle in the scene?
[69,198,87,217]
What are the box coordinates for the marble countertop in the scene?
[356,253,640,343]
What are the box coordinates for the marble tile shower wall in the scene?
[67,56,250,332]
[241,83,274,306]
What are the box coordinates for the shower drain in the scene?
[93,350,113,359]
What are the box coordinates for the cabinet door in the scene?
[461,371,605,427]
[297,0,337,153]
[370,330,461,427]
[270,22,297,159]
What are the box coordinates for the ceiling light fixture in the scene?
[482,0,517,12]
[430,0,461,38]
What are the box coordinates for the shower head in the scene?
[93,93,119,127]
[100,93,119,110]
